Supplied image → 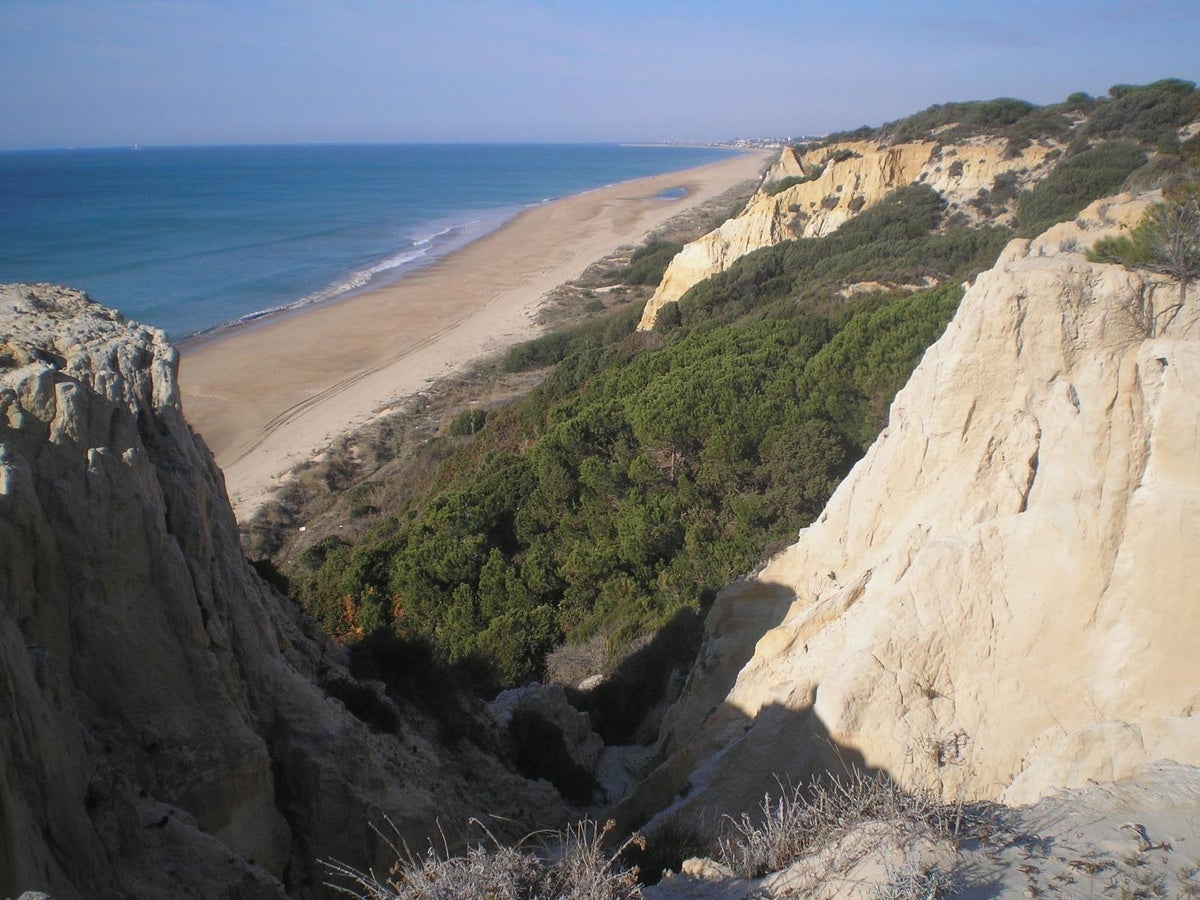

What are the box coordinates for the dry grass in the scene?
[716,769,986,881]
[543,631,611,688]
[874,861,955,899]
[324,818,645,900]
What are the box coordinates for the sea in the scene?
[0,143,737,340]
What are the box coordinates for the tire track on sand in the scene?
[228,308,482,464]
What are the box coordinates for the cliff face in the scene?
[621,195,1200,827]
[638,137,1056,329]
[0,285,564,898]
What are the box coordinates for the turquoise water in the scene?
[0,144,736,338]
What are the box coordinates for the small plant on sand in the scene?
[717,769,981,880]
[875,860,954,899]
[1089,196,1200,334]
[324,817,645,900]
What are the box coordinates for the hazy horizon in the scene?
[2,0,1199,151]
[0,139,749,154]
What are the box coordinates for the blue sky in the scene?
[2,0,1198,149]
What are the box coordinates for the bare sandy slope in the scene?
[180,150,771,519]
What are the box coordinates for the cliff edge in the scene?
[0,284,564,898]
[620,193,1200,829]
[638,137,1056,330]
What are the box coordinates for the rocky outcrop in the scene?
[638,137,1057,329]
[620,194,1200,828]
[760,145,806,183]
[491,682,605,774]
[0,285,565,898]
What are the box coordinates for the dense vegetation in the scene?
[289,186,1009,710]
[619,239,685,286]
[276,80,1199,746]
[826,79,1198,155]
[1083,79,1200,150]
[1014,141,1147,236]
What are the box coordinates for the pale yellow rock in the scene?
[638,137,1058,330]
[761,145,805,183]
[1029,189,1154,257]
[920,136,1055,212]
[0,285,567,899]
[622,195,1200,827]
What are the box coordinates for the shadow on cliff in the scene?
[626,696,1003,894]
[576,573,797,751]
[609,577,1005,894]
[571,600,711,746]
[609,577,810,834]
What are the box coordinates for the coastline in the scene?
[180,149,772,519]
[178,201,528,352]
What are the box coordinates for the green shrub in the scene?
[1183,134,1200,169]
[820,125,874,144]
[621,239,684,286]
[501,302,644,373]
[1064,91,1096,112]
[450,408,489,436]
[1125,154,1188,192]
[1089,197,1200,321]
[279,82,1200,720]
[348,501,380,520]
[989,171,1021,204]
[800,283,964,449]
[677,184,1006,330]
[1087,225,1156,269]
[881,97,1039,144]
[822,148,863,164]
[765,167,824,195]
[652,301,681,333]
[1015,141,1146,237]
[1085,79,1198,146]
[1003,134,1032,159]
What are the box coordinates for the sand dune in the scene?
[180,150,771,518]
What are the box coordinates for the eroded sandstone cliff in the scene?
[620,194,1200,829]
[0,285,565,898]
[638,137,1057,329]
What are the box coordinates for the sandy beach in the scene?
[180,149,771,519]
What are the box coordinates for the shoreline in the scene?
[180,149,772,519]
[178,203,526,354]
